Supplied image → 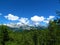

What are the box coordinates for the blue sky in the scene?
[0,0,60,27]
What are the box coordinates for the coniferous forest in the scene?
[0,12,60,45]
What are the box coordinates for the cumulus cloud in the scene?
[43,16,55,24]
[17,22,23,26]
[4,14,19,21]
[3,15,55,27]
[31,15,45,22]
[31,15,55,24]
[47,16,55,20]
[34,22,40,26]
[31,15,45,25]
[17,17,29,25]
[43,20,49,24]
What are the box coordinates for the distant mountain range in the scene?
[7,25,46,32]
[0,24,47,31]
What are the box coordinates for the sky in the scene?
[0,0,60,27]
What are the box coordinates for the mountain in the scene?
[7,25,46,32]
[1,24,47,31]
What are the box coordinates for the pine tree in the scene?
[0,25,9,45]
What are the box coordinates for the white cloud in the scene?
[17,22,23,26]
[3,15,55,27]
[18,17,29,25]
[34,22,40,26]
[31,15,45,22]
[4,14,19,21]
[31,15,45,25]
[47,16,55,20]
[43,16,55,24]
[43,20,49,24]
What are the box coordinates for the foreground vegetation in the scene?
[0,13,60,45]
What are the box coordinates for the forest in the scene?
[0,12,60,45]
